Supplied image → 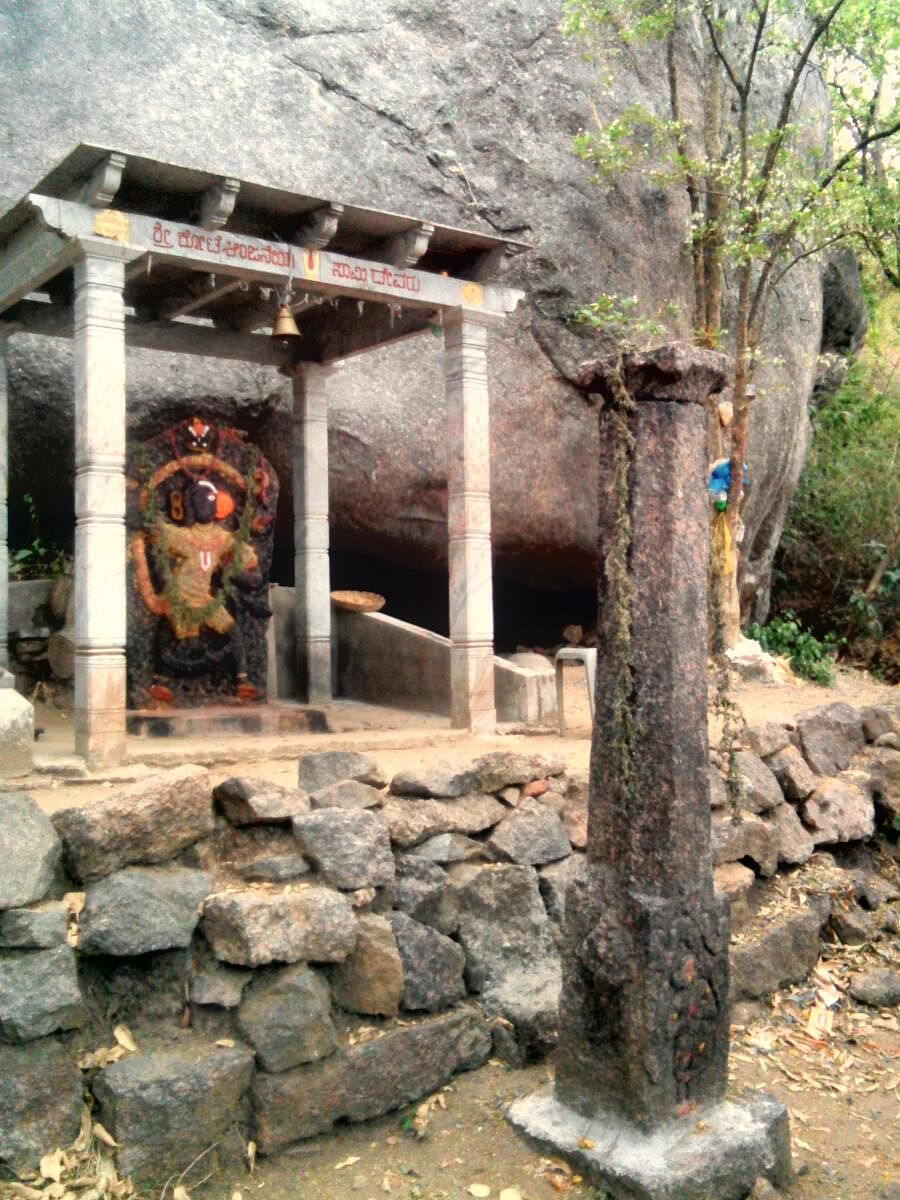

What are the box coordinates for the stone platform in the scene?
[508,1087,791,1200]
[126,703,328,739]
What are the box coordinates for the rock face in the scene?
[389,911,466,1012]
[486,799,571,865]
[200,886,357,967]
[236,964,338,1071]
[0,0,830,620]
[802,777,875,844]
[93,1040,255,1184]
[0,944,85,1040]
[730,909,822,999]
[251,1010,491,1153]
[0,901,68,948]
[292,808,394,890]
[797,704,865,776]
[78,866,211,956]
[0,689,32,778]
[52,765,213,882]
[0,1039,83,1170]
[0,793,61,909]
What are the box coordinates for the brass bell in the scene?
[272,304,301,339]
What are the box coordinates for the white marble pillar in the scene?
[73,241,130,767]
[444,311,496,732]
[292,364,333,704]
[0,337,8,671]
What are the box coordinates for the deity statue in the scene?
[127,418,279,708]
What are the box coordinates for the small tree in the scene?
[563,0,900,642]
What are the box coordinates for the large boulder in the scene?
[92,1040,255,1184]
[0,1039,83,1171]
[0,793,61,910]
[52,765,213,882]
[796,703,865,776]
[0,0,830,620]
[78,866,211,956]
[201,885,357,967]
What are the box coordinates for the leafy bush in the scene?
[10,493,69,580]
[747,613,839,686]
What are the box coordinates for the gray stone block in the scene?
[213,776,310,825]
[0,792,61,910]
[0,944,85,1040]
[309,779,383,810]
[486,799,571,866]
[298,750,385,793]
[201,885,357,967]
[393,856,459,934]
[0,688,33,778]
[330,913,402,1016]
[380,793,506,848]
[797,701,864,776]
[0,1038,83,1170]
[0,901,68,948]
[730,908,822,999]
[79,866,211,956]
[236,964,337,1071]
[390,911,465,1012]
[292,807,394,890]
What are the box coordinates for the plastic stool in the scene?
[555,647,597,734]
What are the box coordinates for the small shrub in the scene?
[747,613,839,686]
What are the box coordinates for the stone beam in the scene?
[159,276,244,319]
[300,300,435,363]
[0,214,73,315]
[200,177,240,231]
[5,299,290,365]
[28,195,523,318]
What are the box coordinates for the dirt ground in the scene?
[12,666,899,1199]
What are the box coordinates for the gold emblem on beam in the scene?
[460,281,484,306]
[93,209,131,242]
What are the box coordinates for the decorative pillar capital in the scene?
[575,344,731,406]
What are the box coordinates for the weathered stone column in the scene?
[292,363,333,704]
[0,336,8,671]
[73,241,131,767]
[444,311,495,733]
[509,346,791,1199]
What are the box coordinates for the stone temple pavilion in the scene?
[0,145,526,767]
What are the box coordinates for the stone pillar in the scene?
[444,311,495,733]
[509,346,791,1199]
[292,364,333,704]
[0,336,8,671]
[73,241,130,767]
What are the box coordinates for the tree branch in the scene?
[700,2,744,96]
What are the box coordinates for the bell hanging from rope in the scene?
[272,304,301,339]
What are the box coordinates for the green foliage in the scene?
[10,493,69,580]
[567,292,679,346]
[747,613,839,685]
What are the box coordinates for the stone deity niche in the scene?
[126,418,278,709]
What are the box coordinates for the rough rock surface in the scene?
[764,803,815,866]
[765,745,817,800]
[486,798,571,865]
[200,886,357,967]
[0,1039,83,1170]
[390,911,466,1012]
[0,901,68,948]
[802,777,875,845]
[237,852,309,882]
[190,963,252,1009]
[329,913,403,1016]
[849,968,900,1009]
[381,793,506,847]
[292,808,394,890]
[746,723,792,759]
[79,866,211,956]
[0,792,61,910]
[713,863,756,927]
[859,706,893,743]
[410,832,484,863]
[470,752,565,792]
[236,964,337,1071]
[52,765,212,882]
[711,811,779,877]
[0,0,830,615]
[797,702,865,776]
[298,751,385,793]
[730,908,822,999]
[251,1010,491,1153]
[213,777,310,825]
[309,779,383,810]
[390,762,478,799]
[869,748,900,818]
[392,856,459,934]
[734,751,784,814]
[538,853,588,925]
[0,944,85,1040]
[93,1040,255,1184]
[0,688,33,778]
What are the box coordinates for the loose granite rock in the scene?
[190,963,252,1008]
[0,901,68,948]
[538,854,589,925]
[481,962,563,1061]
[0,688,33,778]
[487,799,571,866]
[708,766,728,809]
[201,886,357,967]
[734,750,784,813]
[392,856,459,934]
[380,793,506,847]
[213,776,310,825]
[745,722,792,759]
[309,779,383,810]
[251,1010,491,1153]
[410,832,484,863]
[79,866,211,956]
[0,944,85,1040]
[389,911,466,1012]
[730,908,822,999]
[797,702,865,776]
[869,748,900,818]
[236,964,337,1071]
[298,750,385,793]
[330,913,403,1016]
[0,1039,83,1170]
[859,706,893,743]
[93,1039,254,1184]
[52,765,212,882]
[765,744,817,800]
[802,777,875,844]
[713,862,756,926]
[237,852,309,882]
[829,902,872,945]
[764,803,815,866]
[849,968,900,1008]
[470,751,565,793]
[0,792,61,909]
[389,760,478,798]
[292,808,394,890]
[711,811,779,877]
[539,788,588,849]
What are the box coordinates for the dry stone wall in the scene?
[0,702,898,1184]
